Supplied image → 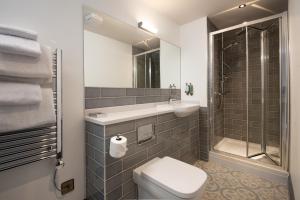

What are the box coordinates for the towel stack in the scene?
[0,25,56,133]
[0,24,41,57]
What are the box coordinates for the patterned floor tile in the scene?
[194,161,289,200]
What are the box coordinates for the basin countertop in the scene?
[85,101,200,125]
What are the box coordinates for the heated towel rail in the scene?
[0,49,63,172]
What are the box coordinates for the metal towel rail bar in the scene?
[0,49,63,172]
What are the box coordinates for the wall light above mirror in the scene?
[138,21,158,34]
[83,6,181,89]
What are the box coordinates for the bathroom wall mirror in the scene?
[83,7,181,89]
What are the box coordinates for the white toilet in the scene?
[133,156,208,200]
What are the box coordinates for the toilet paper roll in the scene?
[109,135,128,158]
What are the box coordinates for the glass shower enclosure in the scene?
[209,13,289,169]
[133,49,160,88]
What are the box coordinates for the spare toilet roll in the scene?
[109,135,128,158]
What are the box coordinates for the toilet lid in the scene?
[141,157,207,199]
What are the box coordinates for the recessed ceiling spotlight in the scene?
[239,4,247,8]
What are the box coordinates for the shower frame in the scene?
[208,12,290,170]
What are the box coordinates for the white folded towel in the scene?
[0,81,42,106]
[0,45,52,81]
[0,34,41,57]
[0,88,56,133]
[0,24,37,41]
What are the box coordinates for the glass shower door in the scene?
[247,26,263,157]
[264,21,281,165]
[247,19,281,165]
[211,28,247,157]
[145,51,160,88]
[134,50,160,88]
[135,54,146,88]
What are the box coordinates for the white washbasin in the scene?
[86,102,200,125]
[173,103,200,117]
[156,102,200,117]
[156,104,173,111]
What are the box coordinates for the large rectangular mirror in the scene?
[83,7,181,89]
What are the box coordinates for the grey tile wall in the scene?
[85,87,181,109]
[213,35,225,146]
[199,107,209,161]
[247,29,264,145]
[86,110,200,200]
[222,29,248,142]
[86,121,105,200]
[265,23,280,147]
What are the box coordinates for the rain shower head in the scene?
[223,41,239,50]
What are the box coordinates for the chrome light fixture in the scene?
[138,21,158,34]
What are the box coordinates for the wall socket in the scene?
[61,179,74,195]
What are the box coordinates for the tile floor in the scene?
[194,160,289,200]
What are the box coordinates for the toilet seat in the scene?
[134,157,207,199]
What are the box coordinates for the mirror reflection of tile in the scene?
[85,87,181,109]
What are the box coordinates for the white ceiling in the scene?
[139,0,288,28]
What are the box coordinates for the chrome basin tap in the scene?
[169,84,177,104]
